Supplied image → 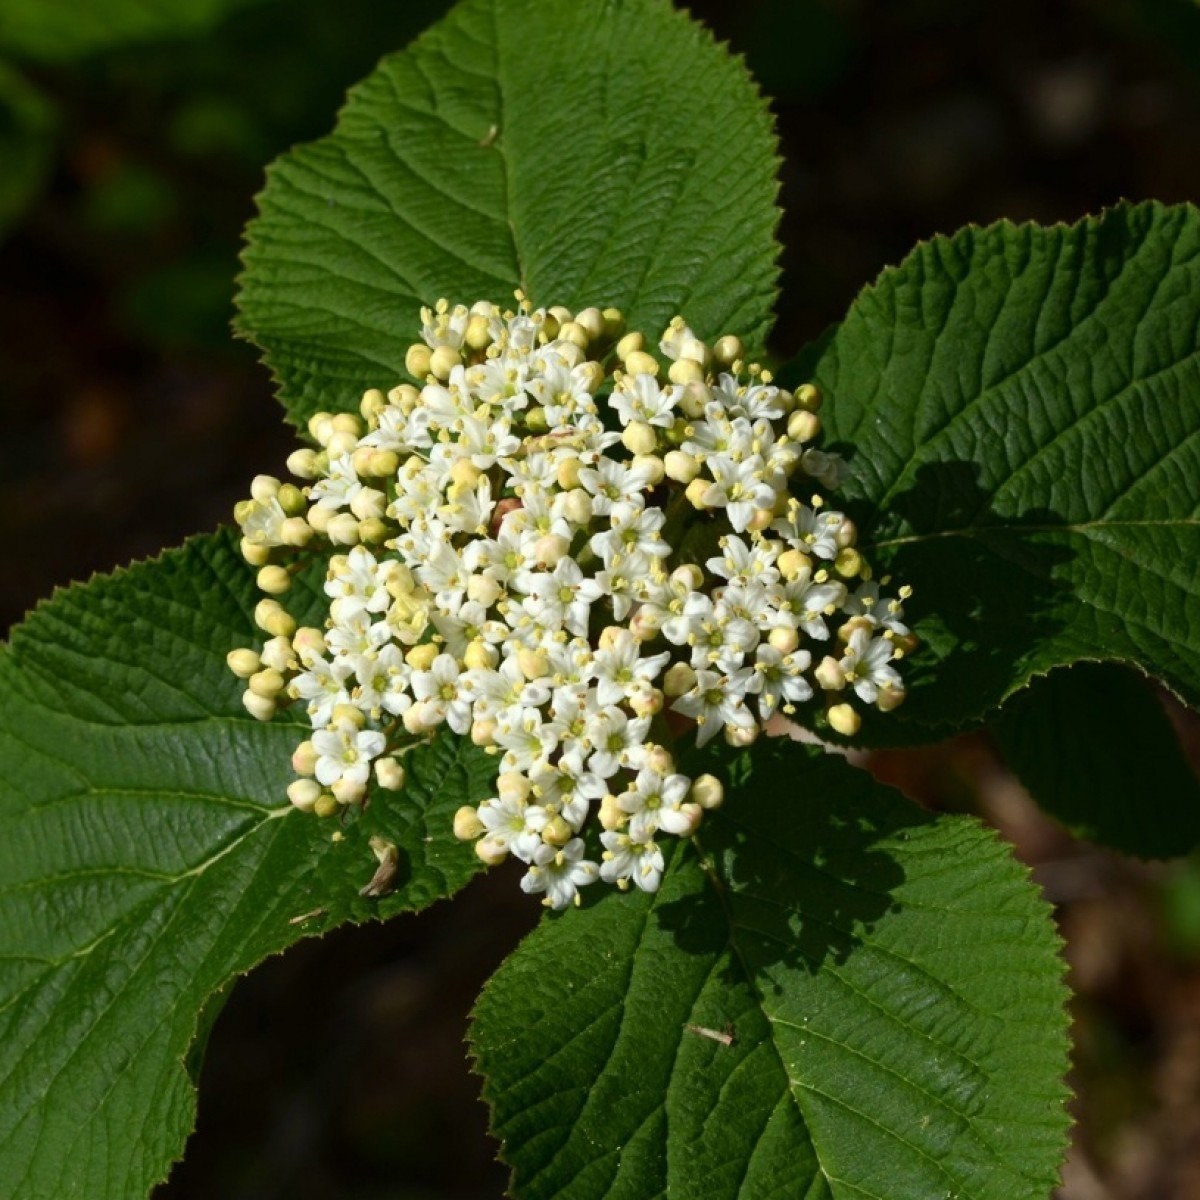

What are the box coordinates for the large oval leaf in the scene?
[235,0,781,426]
[795,201,1200,742]
[0,531,493,1199]
[472,741,1070,1200]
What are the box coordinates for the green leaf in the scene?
[472,741,1070,1200]
[796,201,1200,741]
[993,661,1200,858]
[0,0,272,60]
[235,0,781,427]
[0,530,493,1200]
[0,63,55,239]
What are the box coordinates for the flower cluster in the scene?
[228,298,914,908]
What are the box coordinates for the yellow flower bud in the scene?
[240,538,271,567]
[623,349,660,377]
[664,450,699,484]
[286,448,320,479]
[556,457,583,489]
[463,639,498,671]
[405,343,432,378]
[814,656,845,692]
[375,757,407,791]
[226,648,261,678]
[306,505,333,535]
[835,547,863,578]
[574,306,605,342]
[292,740,318,775]
[668,357,704,385]
[558,321,589,349]
[287,779,322,812]
[475,836,509,865]
[471,718,497,747]
[691,774,724,810]
[454,805,485,840]
[768,625,800,654]
[777,548,812,580]
[615,330,645,361]
[787,410,821,443]
[517,647,550,680]
[542,815,573,846]
[256,565,291,595]
[724,724,758,748]
[679,380,711,418]
[465,313,492,351]
[746,507,774,532]
[254,599,296,638]
[827,703,862,737]
[313,792,340,819]
[602,307,625,339]
[331,777,365,806]
[429,345,462,380]
[360,387,387,421]
[406,643,438,671]
[599,794,626,831]
[250,474,280,502]
[713,335,744,366]
[241,690,276,722]
[327,512,361,545]
[876,685,906,713]
[279,517,314,548]
[794,382,823,412]
[631,454,665,486]
[685,476,712,509]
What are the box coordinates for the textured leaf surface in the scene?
[235,0,781,426]
[798,202,1200,741]
[994,662,1200,858]
[472,742,1070,1200]
[0,0,270,60]
[0,531,492,1199]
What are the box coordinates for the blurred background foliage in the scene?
[3,0,1200,1196]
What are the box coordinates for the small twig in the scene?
[685,1022,736,1047]
[288,907,326,926]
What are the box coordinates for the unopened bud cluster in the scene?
[229,297,914,908]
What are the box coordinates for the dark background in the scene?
[5,1,1200,1196]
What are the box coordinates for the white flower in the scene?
[839,627,903,705]
[671,669,756,747]
[600,831,664,892]
[520,839,599,909]
[618,768,694,839]
[312,721,386,788]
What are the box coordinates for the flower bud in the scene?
[876,684,906,713]
[631,453,665,486]
[559,488,593,525]
[827,703,862,737]
[350,488,386,522]
[254,599,296,638]
[313,792,340,818]
[679,380,711,418]
[406,643,438,671]
[575,307,605,342]
[287,779,322,812]
[465,313,492,351]
[675,802,703,836]
[615,331,645,360]
[293,626,326,659]
[471,718,497,747]
[558,321,589,349]
[724,723,758,748]
[777,549,812,580]
[463,638,498,671]
[794,383,823,412]
[260,635,295,673]
[621,421,658,456]
[327,512,361,545]
[239,538,271,567]
[250,474,281,502]
[286,448,320,479]
[430,346,462,380]
[713,335,743,366]
[467,574,502,607]
[475,836,509,865]
[664,450,699,484]
[787,410,821,443]
[241,690,276,722]
[746,507,774,532]
[405,343,432,378]
[814,656,846,692]
[834,517,858,550]
[517,647,550,680]
[685,477,712,509]
[226,648,261,678]
[360,387,386,421]
[257,565,292,595]
[835,547,863,578]
[542,815,573,846]
[454,804,485,840]
[306,505,333,535]
[663,662,697,696]
[534,533,570,568]
[599,794,626,831]
[691,774,724,810]
[331,776,366,806]
[768,625,800,654]
[643,744,675,774]
[280,517,314,548]
[668,357,704,385]
[292,740,318,775]
[389,383,420,412]
[602,308,625,338]
[623,349,660,377]
[375,757,407,791]
[497,771,532,804]
[629,687,663,717]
